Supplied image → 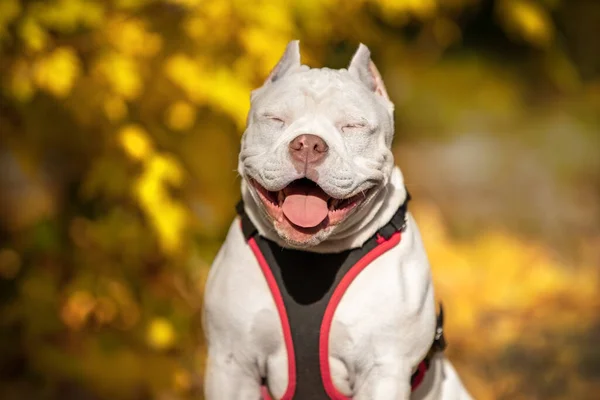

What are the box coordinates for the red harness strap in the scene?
[249,236,297,400]
[411,360,429,391]
[318,231,402,400]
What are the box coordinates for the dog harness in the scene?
[236,193,446,400]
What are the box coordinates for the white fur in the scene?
[203,42,473,399]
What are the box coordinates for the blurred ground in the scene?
[0,0,599,399]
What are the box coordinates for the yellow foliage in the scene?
[432,17,462,47]
[165,101,196,131]
[113,0,153,10]
[117,124,188,253]
[182,15,209,40]
[104,95,128,122]
[118,124,153,161]
[146,154,184,189]
[374,0,437,19]
[95,52,142,100]
[9,58,35,102]
[0,0,22,40]
[18,17,48,52]
[414,201,598,348]
[164,54,207,103]
[105,16,162,58]
[202,0,232,21]
[408,0,438,18]
[135,154,187,254]
[240,27,294,76]
[164,55,251,127]
[166,0,203,8]
[33,47,81,98]
[147,317,176,350]
[239,0,295,36]
[34,0,105,32]
[498,0,554,47]
[205,69,253,128]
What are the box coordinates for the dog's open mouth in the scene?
[251,178,365,230]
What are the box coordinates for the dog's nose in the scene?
[288,134,329,167]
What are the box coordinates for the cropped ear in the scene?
[347,43,390,101]
[264,40,301,85]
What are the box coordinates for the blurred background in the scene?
[0,0,599,399]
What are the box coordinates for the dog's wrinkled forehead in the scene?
[249,41,394,122]
[300,68,343,88]
[295,69,348,101]
[254,70,372,118]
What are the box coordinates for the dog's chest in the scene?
[248,239,415,398]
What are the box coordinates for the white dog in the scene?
[203,41,473,400]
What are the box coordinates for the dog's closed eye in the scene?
[341,122,367,133]
[261,114,286,128]
[266,115,284,123]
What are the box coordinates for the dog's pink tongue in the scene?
[282,188,329,228]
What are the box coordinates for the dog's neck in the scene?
[241,166,408,253]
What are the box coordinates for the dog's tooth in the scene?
[330,199,340,210]
[277,191,285,205]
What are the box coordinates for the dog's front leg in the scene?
[204,347,262,400]
[353,360,412,400]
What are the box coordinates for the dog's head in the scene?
[239,41,395,248]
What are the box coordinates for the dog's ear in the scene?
[264,40,301,85]
[348,43,390,101]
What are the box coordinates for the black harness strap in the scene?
[237,200,258,240]
[376,191,411,240]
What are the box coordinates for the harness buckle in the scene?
[433,303,447,352]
